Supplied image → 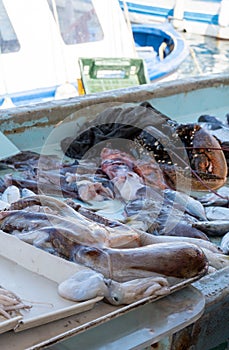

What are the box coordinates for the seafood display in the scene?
[192,220,229,237]
[61,104,228,192]
[205,206,229,221]
[57,270,170,305]
[0,104,228,308]
[0,286,31,319]
[199,186,229,207]
[0,192,212,305]
[0,189,226,306]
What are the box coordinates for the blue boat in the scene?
[119,0,229,40]
[132,22,189,81]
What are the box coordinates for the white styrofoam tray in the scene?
[0,230,102,333]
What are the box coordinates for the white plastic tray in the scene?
[0,231,102,333]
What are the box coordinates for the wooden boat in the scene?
[0,0,189,109]
[118,0,229,40]
[0,73,228,349]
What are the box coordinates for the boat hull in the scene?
[119,0,229,40]
[1,73,228,147]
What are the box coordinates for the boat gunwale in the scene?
[0,73,228,121]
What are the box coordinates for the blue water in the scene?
[175,32,229,79]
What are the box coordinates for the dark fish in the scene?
[163,189,207,220]
[192,220,229,236]
[199,186,229,207]
[198,115,224,130]
[160,221,209,241]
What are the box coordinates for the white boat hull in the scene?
[118,0,229,39]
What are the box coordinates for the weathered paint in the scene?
[0,73,228,152]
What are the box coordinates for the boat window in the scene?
[47,0,104,45]
[0,0,20,53]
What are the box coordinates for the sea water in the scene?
[174,32,229,79]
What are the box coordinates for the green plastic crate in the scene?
[78,57,149,94]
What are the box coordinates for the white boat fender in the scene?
[54,82,79,100]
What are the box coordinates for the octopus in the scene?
[58,269,108,302]
[0,286,31,319]
[104,276,170,305]
[57,269,170,306]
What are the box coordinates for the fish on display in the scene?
[198,115,225,130]
[159,221,210,241]
[201,247,229,269]
[124,190,210,240]
[205,206,229,221]
[220,232,229,255]
[199,186,229,207]
[163,188,207,220]
[124,195,165,233]
[112,172,146,201]
[192,220,229,236]
[76,179,114,203]
[100,147,167,199]
[21,188,37,198]
[0,150,65,171]
[65,171,115,203]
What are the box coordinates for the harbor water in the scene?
[172,32,229,79]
